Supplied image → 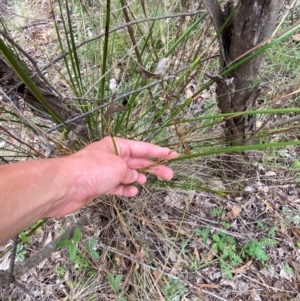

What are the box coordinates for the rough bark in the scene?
[203,0,284,147]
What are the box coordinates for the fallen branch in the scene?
[0,213,90,288]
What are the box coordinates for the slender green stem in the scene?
[171,140,300,161]
[99,0,111,100]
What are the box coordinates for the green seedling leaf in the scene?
[212,243,219,252]
[107,273,114,284]
[194,227,210,243]
[85,237,100,259]
[91,250,100,259]
[56,240,73,248]
[59,226,66,233]
[69,243,78,261]
[118,292,127,301]
[72,227,81,243]
[16,244,27,261]
[212,234,220,242]
[226,236,235,245]
[218,241,225,251]
[107,273,121,293]
[283,264,293,274]
[112,282,120,293]
[115,275,123,283]
[85,238,95,251]
[19,232,30,244]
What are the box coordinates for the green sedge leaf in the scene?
[56,240,73,248]
[19,232,30,244]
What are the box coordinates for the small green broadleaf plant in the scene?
[283,264,293,275]
[209,207,223,217]
[194,226,210,243]
[242,237,277,262]
[85,236,100,259]
[211,232,235,252]
[56,227,81,261]
[107,273,123,293]
[163,279,188,300]
[16,243,27,261]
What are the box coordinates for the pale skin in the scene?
[0,137,178,245]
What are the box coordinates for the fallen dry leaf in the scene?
[170,257,184,275]
[292,33,300,42]
[198,283,220,289]
[104,102,126,119]
[138,58,169,78]
[138,65,158,79]
[185,86,194,98]
[231,260,252,274]
[194,247,201,263]
[153,270,165,288]
[169,248,177,262]
[200,92,210,99]
[224,205,242,222]
[204,250,218,263]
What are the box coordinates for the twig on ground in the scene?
[269,114,300,129]
[2,236,18,301]
[242,273,297,294]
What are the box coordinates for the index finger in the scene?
[115,137,178,159]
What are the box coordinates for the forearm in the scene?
[0,158,71,245]
[0,137,177,245]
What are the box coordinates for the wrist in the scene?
[40,156,78,217]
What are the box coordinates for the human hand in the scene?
[45,137,178,217]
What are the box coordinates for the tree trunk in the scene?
[203,0,284,146]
